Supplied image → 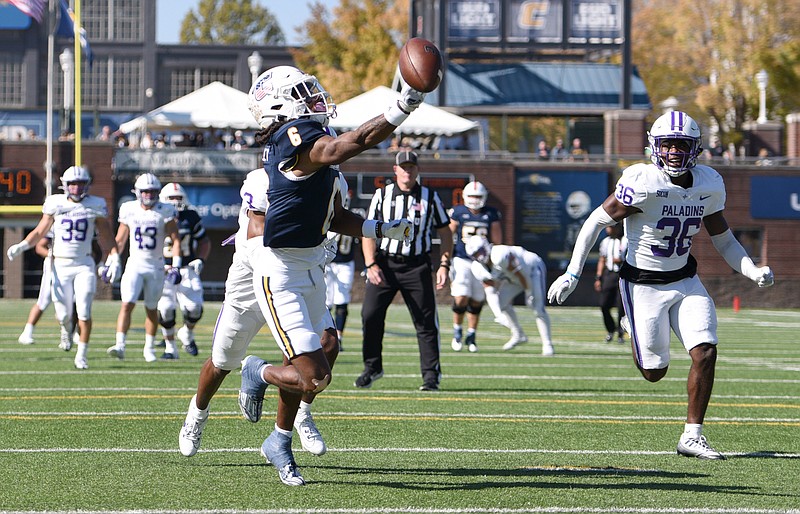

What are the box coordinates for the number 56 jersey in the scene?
[615,162,725,272]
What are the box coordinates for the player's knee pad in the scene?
[182,306,203,324]
[158,309,177,329]
[466,302,483,315]
[334,304,348,331]
[452,302,467,315]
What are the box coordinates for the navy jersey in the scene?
[450,204,502,259]
[164,207,206,265]
[262,119,342,249]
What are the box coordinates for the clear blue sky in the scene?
[156,0,341,45]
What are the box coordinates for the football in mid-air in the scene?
[398,38,444,93]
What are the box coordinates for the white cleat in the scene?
[107,344,125,360]
[542,343,555,356]
[502,335,528,351]
[58,326,73,351]
[451,339,463,351]
[18,333,35,345]
[677,435,726,460]
[294,411,327,456]
[179,402,208,457]
[74,356,88,370]
[143,346,158,363]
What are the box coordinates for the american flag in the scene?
[6,0,46,22]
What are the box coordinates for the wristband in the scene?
[362,220,384,238]
[365,262,377,269]
[595,275,602,280]
[384,103,410,126]
[440,263,450,269]
[172,256,183,269]
[567,272,580,279]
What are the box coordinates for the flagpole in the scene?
[73,0,82,167]
[45,0,55,196]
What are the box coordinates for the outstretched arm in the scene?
[705,210,773,287]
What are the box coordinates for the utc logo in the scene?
[518,1,550,29]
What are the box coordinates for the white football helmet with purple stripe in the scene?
[647,111,702,177]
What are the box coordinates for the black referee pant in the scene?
[599,270,624,334]
[361,255,441,386]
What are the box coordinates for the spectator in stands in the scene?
[96,125,112,141]
[536,139,550,160]
[550,138,567,160]
[568,137,589,161]
[756,148,773,166]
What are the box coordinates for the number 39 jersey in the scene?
[615,163,725,272]
[118,200,178,263]
[43,194,108,258]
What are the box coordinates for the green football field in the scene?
[1,299,799,513]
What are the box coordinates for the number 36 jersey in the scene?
[615,163,725,272]
[118,200,177,264]
[43,193,108,259]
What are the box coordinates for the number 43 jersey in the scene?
[118,200,177,264]
[616,162,725,272]
[43,193,108,259]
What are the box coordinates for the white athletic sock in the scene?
[145,334,156,348]
[467,328,476,335]
[298,401,312,415]
[115,332,127,347]
[76,342,88,359]
[274,424,293,437]
[22,323,34,337]
[191,395,209,417]
[684,423,702,439]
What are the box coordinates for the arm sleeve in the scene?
[710,229,758,280]
[565,206,617,276]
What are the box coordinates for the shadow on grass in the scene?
[300,463,763,495]
[735,451,800,459]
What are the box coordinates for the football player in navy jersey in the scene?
[237,66,422,485]
[156,182,211,359]
[447,181,502,353]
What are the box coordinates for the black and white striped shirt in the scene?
[367,182,450,257]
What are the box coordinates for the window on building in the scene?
[170,69,236,100]
[82,0,144,42]
[0,54,25,107]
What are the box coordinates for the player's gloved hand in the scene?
[382,219,413,244]
[165,266,182,285]
[525,291,535,308]
[188,258,204,275]
[323,237,337,265]
[104,253,121,283]
[6,240,31,261]
[547,272,580,304]
[750,266,774,288]
[398,84,426,114]
[97,265,111,283]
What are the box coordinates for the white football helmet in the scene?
[133,173,162,207]
[248,66,336,129]
[159,182,187,210]
[60,165,91,202]
[462,181,488,210]
[648,111,703,177]
[465,235,492,265]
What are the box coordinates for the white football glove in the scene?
[547,273,580,305]
[751,266,774,288]
[398,84,425,114]
[382,219,412,243]
[6,240,31,261]
[105,253,122,283]
[322,237,338,265]
[188,258,204,275]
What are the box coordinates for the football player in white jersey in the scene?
[6,166,120,369]
[548,111,774,460]
[234,65,417,485]
[465,236,553,356]
[178,169,334,460]
[156,182,211,359]
[107,173,181,362]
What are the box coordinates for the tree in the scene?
[632,0,800,146]
[180,0,285,45]
[291,0,408,103]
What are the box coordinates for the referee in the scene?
[356,150,453,391]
